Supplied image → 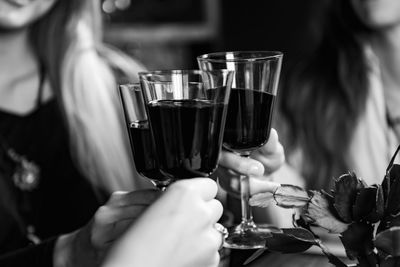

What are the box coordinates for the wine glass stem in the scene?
[240,155,256,229]
[240,174,253,222]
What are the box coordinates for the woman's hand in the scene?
[103,178,224,267]
[217,128,284,196]
[54,189,161,267]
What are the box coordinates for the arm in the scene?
[53,189,161,267]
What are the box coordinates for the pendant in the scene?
[7,149,40,191]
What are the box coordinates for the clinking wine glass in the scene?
[119,83,170,190]
[198,51,283,249]
[139,69,233,183]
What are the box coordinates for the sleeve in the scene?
[0,238,57,267]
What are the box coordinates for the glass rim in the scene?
[197,51,283,63]
[138,69,234,78]
[119,82,141,89]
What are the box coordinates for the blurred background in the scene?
[102,0,323,71]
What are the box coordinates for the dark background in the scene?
[103,0,325,71]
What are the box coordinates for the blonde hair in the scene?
[30,0,148,194]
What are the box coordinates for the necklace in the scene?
[0,64,45,191]
[7,146,40,191]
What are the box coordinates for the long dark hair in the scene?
[279,0,372,190]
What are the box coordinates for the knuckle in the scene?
[94,206,109,221]
[209,199,223,220]
[214,200,224,218]
[208,229,222,251]
[169,180,190,194]
[209,252,221,267]
[270,128,278,140]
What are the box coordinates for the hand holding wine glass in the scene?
[198,51,283,249]
[54,189,161,267]
[216,128,284,195]
[102,178,224,267]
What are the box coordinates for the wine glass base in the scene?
[223,224,278,250]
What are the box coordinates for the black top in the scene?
[0,99,101,265]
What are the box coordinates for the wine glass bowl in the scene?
[139,70,234,182]
[119,83,170,190]
[198,51,283,249]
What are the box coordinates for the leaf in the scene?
[340,223,374,260]
[379,213,400,233]
[249,192,274,208]
[249,184,310,209]
[374,226,400,256]
[333,172,366,223]
[274,184,310,208]
[382,144,400,212]
[314,239,348,267]
[294,216,317,236]
[366,185,384,223]
[352,185,384,223]
[385,145,400,173]
[384,164,400,216]
[243,248,267,265]
[281,228,316,243]
[264,228,316,254]
[379,164,400,232]
[304,191,349,233]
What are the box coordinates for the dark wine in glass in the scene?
[128,120,166,181]
[198,51,283,249]
[147,99,226,179]
[139,70,234,182]
[119,83,170,190]
[224,88,275,152]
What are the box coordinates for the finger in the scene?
[215,167,241,197]
[206,199,224,224]
[207,228,224,257]
[93,205,147,245]
[219,150,264,177]
[261,128,280,154]
[96,219,136,246]
[249,178,280,195]
[168,178,218,201]
[95,205,147,226]
[107,189,161,207]
[251,142,285,175]
[208,252,221,267]
[103,219,133,245]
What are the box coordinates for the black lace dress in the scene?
[0,98,101,266]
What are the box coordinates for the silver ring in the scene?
[214,223,228,250]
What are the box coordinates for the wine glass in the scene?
[139,70,234,182]
[119,83,170,190]
[198,51,283,249]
